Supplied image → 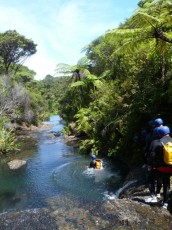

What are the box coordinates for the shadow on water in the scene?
[0,115,128,213]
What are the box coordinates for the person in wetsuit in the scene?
[89,155,96,168]
[149,126,172,208]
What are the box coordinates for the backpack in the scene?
[161,141,172,165]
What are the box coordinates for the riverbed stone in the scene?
[7,159,27,170]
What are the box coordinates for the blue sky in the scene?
[0,0,139,80]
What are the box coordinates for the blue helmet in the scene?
[153,127,160,138]
[91,155,96,159]
[157,126,170,137]
[154,118,163,126]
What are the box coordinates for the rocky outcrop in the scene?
[118,165,172,214]
[7,159,27,170]
[64,135,81,146]
[0,208,58,230]
[0,197,171,230]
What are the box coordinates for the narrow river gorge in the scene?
[0,115,127,213]
[0,116,171,229]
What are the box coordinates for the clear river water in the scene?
[0,115,128,214]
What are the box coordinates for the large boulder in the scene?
[7,159,27,170]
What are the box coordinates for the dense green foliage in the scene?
[0,28,70,153]
[55,0,172,166]
[0,127,19,154]
[0,31,39,153]
[0,115,19,154]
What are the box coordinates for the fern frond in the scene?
[131,12,159,28]
[71,81,85,88]
[55,63,71,76]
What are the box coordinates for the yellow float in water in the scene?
[95,159,102,169]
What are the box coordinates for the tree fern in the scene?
[107,0,172,56]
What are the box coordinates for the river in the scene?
[0,115,128,214]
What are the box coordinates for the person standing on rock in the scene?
[148,126,172,208]
[145,118,164,202]
[145,118,163,163]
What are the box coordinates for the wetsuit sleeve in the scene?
[89,161,94,168]
[149,140,162,166]
[89,161,96,168]
[89,162,93,168]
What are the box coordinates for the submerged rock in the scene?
[7,159,27,170]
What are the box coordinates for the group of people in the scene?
[142,118,172,209]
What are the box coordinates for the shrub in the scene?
[0,127,19,154]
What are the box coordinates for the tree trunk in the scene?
[155,28,172,44]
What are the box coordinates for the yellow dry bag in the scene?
[161,141,172,165]
[95,159,102,169]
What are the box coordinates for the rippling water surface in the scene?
[0,115,127,213]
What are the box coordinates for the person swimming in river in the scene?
[89,155,103,169]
